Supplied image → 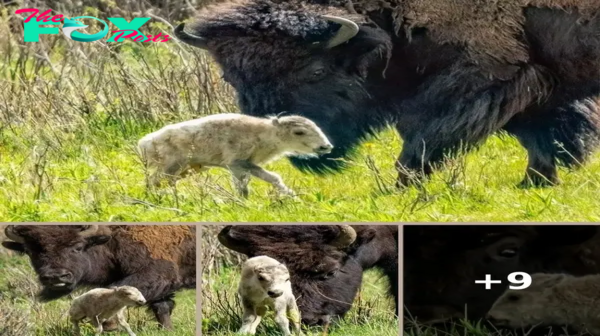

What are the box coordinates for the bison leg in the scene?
[101,316,120,332]
[504,87,600,187]
[395,63,552,188]
[149,300,175,330]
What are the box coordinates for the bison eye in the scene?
[73,246,84,253]
[293,130,306,136]
[508,295,520,302]
[258,275,266,281]
[498,248,518,258]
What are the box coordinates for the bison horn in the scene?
[4,225,25,243]
[322,15,359,49]
[174,23,209,50]
[330,225,357,248]
[217,226,251,255]
[78,225,100,237]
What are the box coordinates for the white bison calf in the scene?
[238,256,304,336]
[69,286,146,336]
[138,113,333,197]
[487,273,600,334]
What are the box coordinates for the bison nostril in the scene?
[40,269,73,284]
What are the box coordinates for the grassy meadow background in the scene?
[2,0,600,222]
[0,225,196,336]
[201,225,399,336]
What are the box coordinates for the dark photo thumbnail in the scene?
[403,225,600,336]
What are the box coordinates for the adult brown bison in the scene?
[403,225,600,333]
[1,225,196,330]
[174,0,600,188]
[218,224,398,326]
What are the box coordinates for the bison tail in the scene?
[552,96,600,168]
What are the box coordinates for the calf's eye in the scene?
[293,130,306,136]
[258,275,266,281]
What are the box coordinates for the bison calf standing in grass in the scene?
[138,113,333,197]
[487,273,600,334]
[238,256,304,336]
[70,286,146,336]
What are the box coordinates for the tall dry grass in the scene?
[1,0,236,133]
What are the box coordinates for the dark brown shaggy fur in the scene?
[115,225,194,263]
[197,0,598,78]
[1,225,196,330]
[329,0,600,78]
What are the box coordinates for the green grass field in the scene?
[2,6,600,222]
[0,251,196,336]
[202,267,398,336]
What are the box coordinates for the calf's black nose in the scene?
[267,290,283,298]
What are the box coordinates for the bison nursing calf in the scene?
[1,225,196,330]
[217,225,398,326]
[404,225,600,334]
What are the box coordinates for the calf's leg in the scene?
[230,160,295,196]
[287,298,304,336]
[238,297,263,335]
[116,309,137,336]
[71,318,82,336]
[229,166,251,198]
[274,300,292,336]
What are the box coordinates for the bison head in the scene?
[174,1,393,173]
[218,224,360,279]
[403,225,598,327]
[1,225,112,301]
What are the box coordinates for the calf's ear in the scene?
[2,241,25,253]
[334,26,392,79]
[85,235,112,248]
